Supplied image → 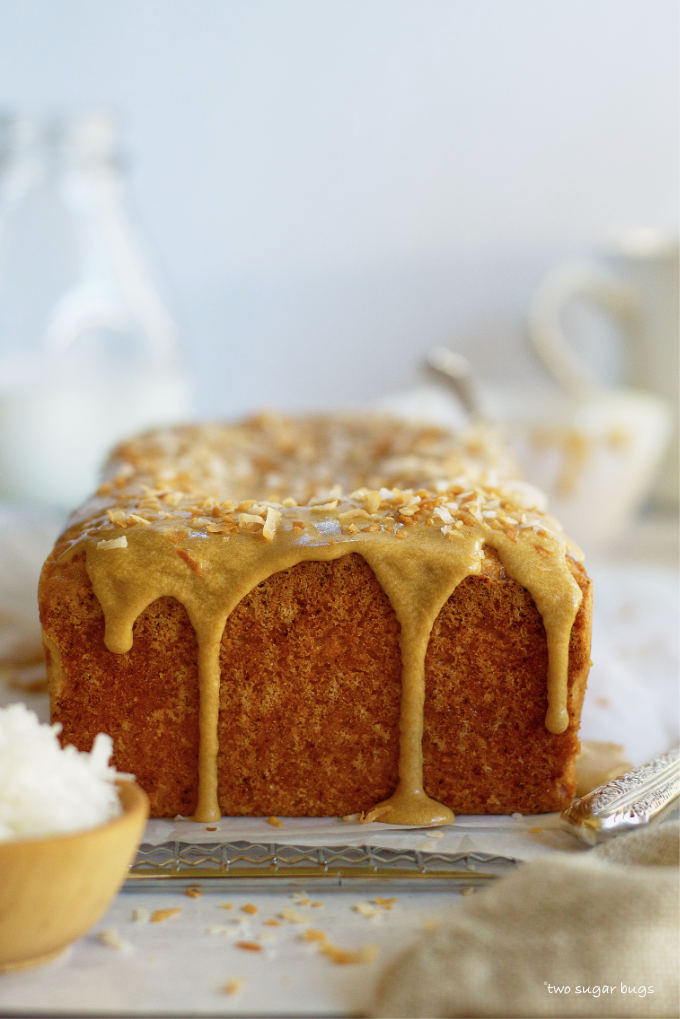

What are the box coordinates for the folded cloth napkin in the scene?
[370,821,679,1018]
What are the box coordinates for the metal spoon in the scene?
[424,347,484,421]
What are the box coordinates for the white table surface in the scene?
[0,509,677,1018]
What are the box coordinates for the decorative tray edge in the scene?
[126,840,520,888]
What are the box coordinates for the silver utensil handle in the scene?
[561,746,680,845]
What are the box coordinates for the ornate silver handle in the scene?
[561,746,680,845]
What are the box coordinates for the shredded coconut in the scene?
[0,704,125,840]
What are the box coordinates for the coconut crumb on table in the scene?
[151,908,182,924]
[222,978,245,996]
[206,924,240,937]
[300,929,379,965]
[98,928,133,952]
[352,902,380,918]
[278,907,310,924]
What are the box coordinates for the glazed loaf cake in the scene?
[39,414,592,822]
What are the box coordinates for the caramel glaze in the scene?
[78,510,582,825]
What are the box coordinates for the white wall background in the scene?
[1,0,677,417]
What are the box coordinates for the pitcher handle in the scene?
[528,264,637,397]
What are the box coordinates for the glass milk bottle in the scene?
[0,112,189,507]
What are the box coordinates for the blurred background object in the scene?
[382,365,672,551]
[528,230,678,509]
[0,111,188,506]
[0,0,676,536]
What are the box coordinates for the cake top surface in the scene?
[64,413,575,555]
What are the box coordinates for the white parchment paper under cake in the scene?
[140,810,585,862]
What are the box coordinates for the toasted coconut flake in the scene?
[151,908,182,924]
[98,928,133,952]
[432,505,454,524]
[364,490,382,513]
[207,924,237,936]
[301,928,379,965]
[279,907,310,924]
[127,513,151,526]
[97,536,128,551]
[262,507,281,541]
[238,512,266,529]
[352,902,379,918]
[222,979,245,996]
[310,500,338,512]
[175,547,201,573]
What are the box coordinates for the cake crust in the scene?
[42,548,591,818]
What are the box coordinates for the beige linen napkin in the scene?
[370,821,679,1018]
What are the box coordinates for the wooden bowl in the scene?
[0,780,148,971]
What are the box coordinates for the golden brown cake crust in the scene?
[41,552,200,817]
[217,554,402,817]
[40,413,593,821]
[42,547,591,818]
[423,551,591,814]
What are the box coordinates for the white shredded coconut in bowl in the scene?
[0,703,127,841]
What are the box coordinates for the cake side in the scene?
[42,546,591,818]
[423,551,592,814]
[41,550,200,817]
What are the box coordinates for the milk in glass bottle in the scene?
[0,112,188,506]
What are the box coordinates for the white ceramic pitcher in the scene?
[528,230,678,507]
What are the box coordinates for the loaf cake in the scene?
[39,413,592,823]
